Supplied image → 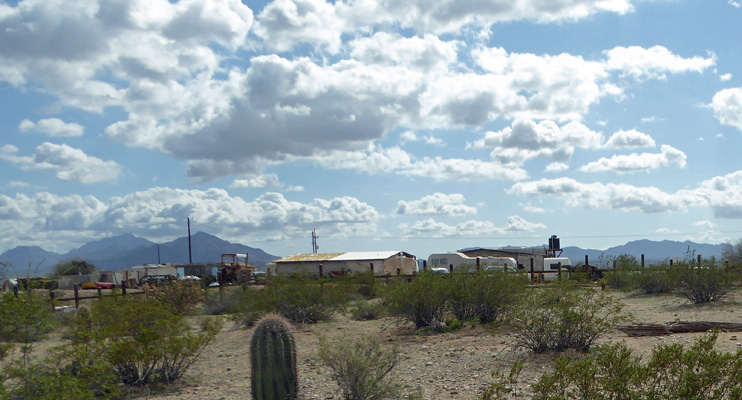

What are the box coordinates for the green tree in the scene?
[51,260,97,277]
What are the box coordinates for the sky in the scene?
[1,0,742,260]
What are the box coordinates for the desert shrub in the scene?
[318,335,402,400]
[447,271,528,324]
[351,299,387,321]
[2,345,120,400]
[201,288,240,315]
[144,280,205,315]
[381,271,448,328]
[228,288,272,328]
[0,291,54,347]
[81,296,221,385]
[670,264,736,304]
[1,293,119,399]
[325,271,382,300]
[262,275,349,324]
[1,291,57,397]
[509,281,626,353]
[479,361,524,400]
[530,332,742,400]
[601,269,635,291]
[634,266,674,294]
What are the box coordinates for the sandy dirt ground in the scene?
[132,289,742,400]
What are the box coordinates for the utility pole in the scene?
[187,217,193,263]
[312,229,319,254]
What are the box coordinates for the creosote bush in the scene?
[1,292,119,399]
[670,264,736,304]
[634,266,674,294]
[509,281,626,353]
[382,271,449,328]
[446,270,528,324]
[145,279,205,315]
[529,331,742,399]
[82,296,222,386]
[318,335,402,400]
[350,299,387,321]
[262,274,350,324]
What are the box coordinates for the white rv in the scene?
[530,257,572,282]
[426,252,517,273]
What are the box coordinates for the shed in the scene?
[275,251,417,276]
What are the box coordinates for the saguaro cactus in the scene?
[250,315,298,400]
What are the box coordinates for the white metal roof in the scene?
[276,251,413,263]
[331,251,406,261]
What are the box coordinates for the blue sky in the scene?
[1,0,742,259]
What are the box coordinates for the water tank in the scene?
[548,235,561,251]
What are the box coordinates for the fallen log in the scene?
[617,321,742,337]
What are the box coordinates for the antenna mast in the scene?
[312,229,319,254]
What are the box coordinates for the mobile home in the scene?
[427,252,517,272]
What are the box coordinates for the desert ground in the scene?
[124,288,742,400]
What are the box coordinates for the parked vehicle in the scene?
[95,282,115,289]
[430,267,450,275]
[220,253,255,285]
[138,274,176,287]
[427,252,517,272]
[529,257,572,282]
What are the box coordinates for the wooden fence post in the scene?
[49,291,56,313]
[122,280,127,295]
[530,258,535,283]
[74,285,79,309]
[641,254,645,268]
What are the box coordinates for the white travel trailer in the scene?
[530,257,572,282]
[426,252,517,273]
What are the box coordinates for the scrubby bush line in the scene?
[483,332,742,400]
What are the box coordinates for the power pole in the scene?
[187,217,193,263]
[312,229,319,254]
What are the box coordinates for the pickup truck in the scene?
[95,282,115,289]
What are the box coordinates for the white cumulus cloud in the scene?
[19,118,84,137]
[230,174,283,189]
[395,193,477,216]
[0,142,121,183]
[508,177,703,213]
[579,145,686,174]
[481,119,603,166]
[398,215,545,237]
[603,129,656,148]
[604,46,715,80]
[0,188,380,252]
[712,88,742,131]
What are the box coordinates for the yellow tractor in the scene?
[220,253,255,285]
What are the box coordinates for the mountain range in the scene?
[0,232,280,277]
[560,239,725,266]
